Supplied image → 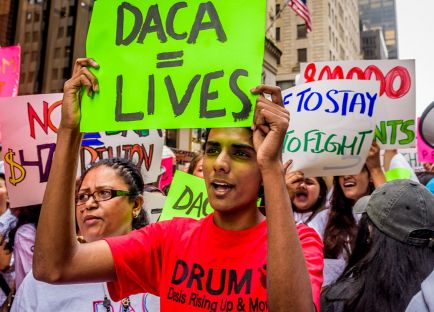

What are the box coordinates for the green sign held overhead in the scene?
[160,170,213,221]
[81,0,266,132]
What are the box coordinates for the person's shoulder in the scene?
[16,223,36,235]
[140,214,211,236]
[307,208,330,238]
[296,223,323,246]
[311,208,330,220]
[155,215,207,227]
[321,278,356,312]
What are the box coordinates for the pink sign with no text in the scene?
[0,45,21,97]
[417,117,434,162]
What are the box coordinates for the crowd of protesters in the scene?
[0,57,432,312]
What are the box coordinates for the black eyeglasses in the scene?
[76,189,137,206]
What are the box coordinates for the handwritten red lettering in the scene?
[27,100,61,139]
[303,63,411,99]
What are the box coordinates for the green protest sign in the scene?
[81,0,266,132]
[159,170,213,221]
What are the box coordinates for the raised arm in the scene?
[365,141,386,188]
[33,58,115,284]
[283,160,304,201]
[251,85,313,311]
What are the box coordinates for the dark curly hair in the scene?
[78,158,148,229]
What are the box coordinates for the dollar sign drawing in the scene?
[4,148,26,186]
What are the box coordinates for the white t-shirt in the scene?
[14,223,36,289]
[293,211,314,225]
[308,208,362,287]
[11,271,160,312]
[307,209,329,240]
[389,153,419,182]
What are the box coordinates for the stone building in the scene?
[359,0,398,59]
[274,0,362,89]
[1,0,282,152]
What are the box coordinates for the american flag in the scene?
[288,0,312,32]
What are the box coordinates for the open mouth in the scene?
[211,181,234,195]
[343,181,356,188]
[295,190,308,201]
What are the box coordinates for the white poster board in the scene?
[0,94,164,208]
[143,191,166,224]
[282,80,380,177]
[299,60,416,149]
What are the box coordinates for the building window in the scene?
[31,51,38,62]
[65,47,71,58]
[57,27,64,38]
[28,71,35,83]
[63,67,71,79]
[67,25,74,37]
[69,5,76,17]
[277,80,295,90]
[297,48,307,63]
[276,3,281,16]
[297,24,307,39]
[276,27,280,41]
[52,68,58,79]
[165,130,178,148]
[54,47,61,58]
[60,7,67,18]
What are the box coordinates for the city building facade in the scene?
[13,0,93,95]
[0,0,17,47]
[358,0,398,59]
[360,28,388,59]
[275,0,362,89]
[2,0,281,152]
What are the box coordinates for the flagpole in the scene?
[266,0,292,33]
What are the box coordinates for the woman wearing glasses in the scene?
[33,58,323,311]
[11,158,160,311]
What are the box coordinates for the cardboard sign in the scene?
[379,148,423,171]
[417,117,434,163]
[299,60,416,148]
[79,130,164,182]
[159,170,213,221]
[143,191,166,223]
[80,0,266,131]
[282,80,379,177]
[0,45,20,97]
[397,148,423,170]
[158,156,174,191]
[0,94,164,208]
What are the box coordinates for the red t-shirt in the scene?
[105,214,323,311]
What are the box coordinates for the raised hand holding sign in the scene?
[81,0,267,131]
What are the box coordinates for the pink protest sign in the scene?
[417,117,434,162]
[159,157,174,191]
[0,45,21,97]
